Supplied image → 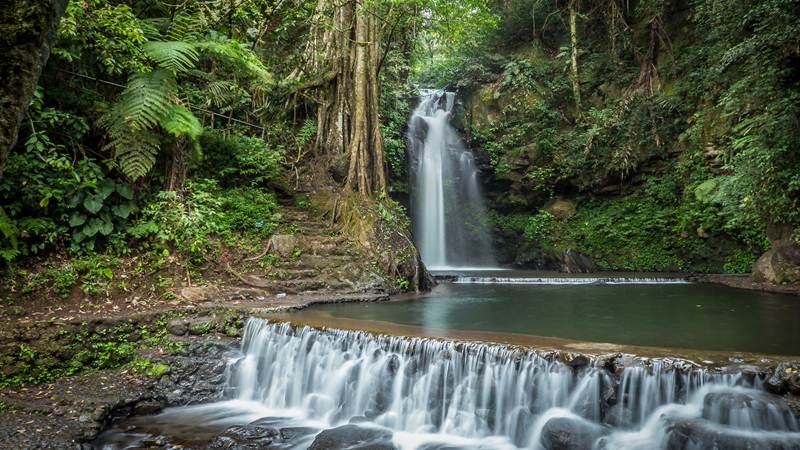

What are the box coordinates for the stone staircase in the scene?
[237,207,379,298]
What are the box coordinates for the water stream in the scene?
[101,318,800,449]
[408,89,496,270]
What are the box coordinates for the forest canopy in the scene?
[0,0,798,277]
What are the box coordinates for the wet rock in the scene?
[279,426,319,442]
[666,419,800,450]
[766,363,798,395]
[703,390,799,431]
[563,353,591,369]
[133,400,162,416]
[539,416,608,450]
[271,234,298,258]
[308,424,397,450]
[209,423,279,449]
[557,248,596,274]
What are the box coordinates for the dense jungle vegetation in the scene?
[0,0,798,300]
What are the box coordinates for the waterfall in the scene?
[220,318,800,449]
[408,89,496,270]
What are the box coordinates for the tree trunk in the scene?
[344,8,385,195]
[300,0,386,196]
[0,0,68,180]
[568,0,582,115]
[165,136,188,197]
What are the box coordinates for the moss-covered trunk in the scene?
[0,0,68,179]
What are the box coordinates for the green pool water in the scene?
[312,280,800,355]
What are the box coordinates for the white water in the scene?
[408,89,496,270]
[452,276,691,285]
[217,318,800,449]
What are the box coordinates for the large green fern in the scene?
[143,41,199,74]
[101,12,273,181]
[100,68,197,180]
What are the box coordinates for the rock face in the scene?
[308,424,397,450]
[753,239,800,285]
[557,248,596,273]
[0,0,69,178]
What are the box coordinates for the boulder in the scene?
[209,422,279,449]
[539,416,608,450]
[270,234,298,258]
[308,424,396,450]
[544,199,577,220]
[752,239,800,285]
[765,363,800,396]
[702,389,798,431]
[665,418,800,450]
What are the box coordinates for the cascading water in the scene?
[408,89,496,270]
[151,318,798,450]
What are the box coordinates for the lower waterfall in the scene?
[212,318,799,450]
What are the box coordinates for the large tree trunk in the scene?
[344,8,385,195]
[0,0,68,179]
[299,0,386,196]
[568,0,582,115]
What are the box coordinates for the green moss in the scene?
[129,358,169,378]
[0,317,182,387]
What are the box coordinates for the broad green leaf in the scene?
[116,183,134,200]
[69,212,87,227]
[84,218,103,237]
[84,195,104,214]
[99,219,114,236]
[112,203,133,219]
[68,193,83,208]
[96,179,115,200]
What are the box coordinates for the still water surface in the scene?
[313,281,800,355]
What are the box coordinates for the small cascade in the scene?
[451,276,691,285]
[219,318,800,449]
[408,89,496,270]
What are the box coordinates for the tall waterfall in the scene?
[408,90,496,270]
[222,318,800,449]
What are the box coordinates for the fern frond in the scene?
[115,69,176,130]
[160,105,203,140]
[196,37,274,85]
[205,80,240,108]
[140,18,168,40]
[143,41,199,74]
[103,127,161,180]
[167,12,206,41]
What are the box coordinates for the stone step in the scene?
[277,255,355,270]
[301,242,352,257]
[270,268,318,280]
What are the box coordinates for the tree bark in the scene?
[165,136,188,197]
[300,0,386,196]
[0,0,69,179]
[344,7,385,195]
[568,0,582,115]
